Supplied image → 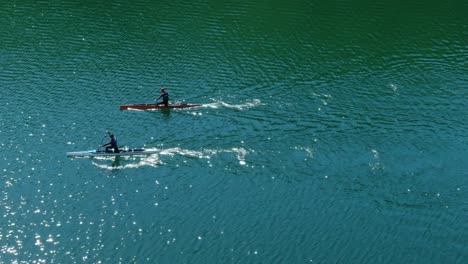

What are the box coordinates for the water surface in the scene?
[1,0,467,263]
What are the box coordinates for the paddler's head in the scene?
[161,88,166,92]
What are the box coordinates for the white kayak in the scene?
[66,148,158,157]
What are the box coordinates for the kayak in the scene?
[120,103,202,110]
[66,148,158,157]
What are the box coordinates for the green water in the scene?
[1,1,467,263]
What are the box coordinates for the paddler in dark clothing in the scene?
[155,88,169,106]
[100,132,119,153]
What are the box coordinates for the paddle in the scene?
[155,95,165,105]
[97,132,108,151]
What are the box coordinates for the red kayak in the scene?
[120,103,202,110]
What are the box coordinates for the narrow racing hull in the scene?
[66,148,158,157]
[120,104,202,110]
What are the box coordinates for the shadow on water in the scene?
[160,109,171,120]
[147,108,171,120]
[111,156,121,168]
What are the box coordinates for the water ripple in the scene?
[1,0,467,263]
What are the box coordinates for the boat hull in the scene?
[120,104,202,110]
[66,148,158,157]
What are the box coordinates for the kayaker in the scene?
[100,132,119,153]
[155,88,169,106]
